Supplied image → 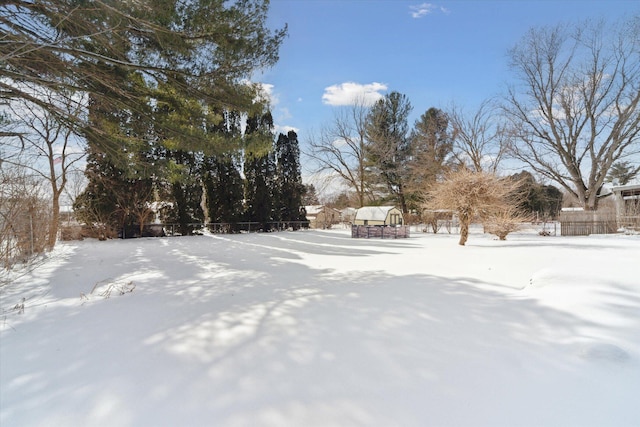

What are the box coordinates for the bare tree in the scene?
[425,169,522,245]
[306,97,374,208]
[0,165,50,268]
[504,16,640,210]
[448,100,508,173]
[3,88,86,248]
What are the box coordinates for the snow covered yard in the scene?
[1,229,639,427]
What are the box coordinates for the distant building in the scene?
[611,183,640,231]
[340,207,357,224]
[305,205,341,229]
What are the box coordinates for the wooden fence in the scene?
[559,211,617,236]
[559,220,618,236]
[618,215,640,231]
[351,225,410,239]
[119,221,310,238]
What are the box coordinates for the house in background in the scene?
[305,205,341,229]
[340,207,357,224]
[611,183,640,231]
[353,206,404,226]
[558,182,640,235]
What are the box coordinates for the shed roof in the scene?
[354,206,398,221]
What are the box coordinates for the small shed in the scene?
[353,206,404,226]
[305,205,341,229]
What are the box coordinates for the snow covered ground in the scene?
[1,228,639,426]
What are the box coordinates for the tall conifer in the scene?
[275,130,305,225]
[244,111,276,230]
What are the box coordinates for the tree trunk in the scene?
[458,213,470,246]
[358,181,365,208]
[48,194,60,250]
[398,183,408,215]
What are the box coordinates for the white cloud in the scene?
[255,82,279,106]
[277,107,292,121]
[274,124,299,135]
[321,82,387,106]
[252,83,297,136]
[410,3,449,18]
[332,137,348,148]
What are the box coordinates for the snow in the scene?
[1,228,639,426]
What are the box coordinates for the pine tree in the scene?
[75,86,155,238]
[202,109,245,231]
[606,161,640,186]
[244,111,276,230]
[509,171,563,220]
[275,130,305,226]
[2,0,287,156]
[408,108,453,198]
[365,92,413,214]
[75,146,155,238]
[302,184,320,205]
[204,154,245,231]
[163,150,204,236]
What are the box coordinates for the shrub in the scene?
[483,207,533,240]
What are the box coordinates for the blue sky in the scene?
[259,0,638,142]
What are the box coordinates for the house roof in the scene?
[611,183,640,192]
[305,205,325,215]
[305,205,340,215]
[354,206,398,221]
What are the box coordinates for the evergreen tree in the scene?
[73,149,122,238]
[326,192,352,209]
[365,92,413,214]
[407,107,453,210]
[302,184,320,206]
[510,171,563,220]
[75,83,155,238]
[75,147,155,238]
[244,111,276,230]
[204,154,245,230]
[162,150,204,236]
[606,161,640,186]
[275,131,305,226]
[202,109,245,231]
[2,0,287,155]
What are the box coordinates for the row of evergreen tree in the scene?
[74,109,306,236]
